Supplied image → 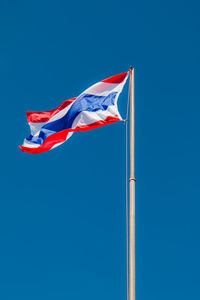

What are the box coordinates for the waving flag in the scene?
[19,71,128,154]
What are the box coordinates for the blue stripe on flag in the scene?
[43,92,117,131]
[26,92,118,145]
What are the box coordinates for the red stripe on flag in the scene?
[101,72,128,84]
[19,115,121,154]
[27,97,77,123]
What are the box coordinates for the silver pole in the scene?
[129,67,136,300]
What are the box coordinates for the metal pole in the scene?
[129,67,135,300]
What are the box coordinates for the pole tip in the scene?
[129,66,134,73]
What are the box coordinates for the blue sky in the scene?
[0,0,200,299]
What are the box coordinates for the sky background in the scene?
[0,0,200,299]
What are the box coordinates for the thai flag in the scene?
[19,71,129,154]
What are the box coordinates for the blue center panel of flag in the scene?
[28,92,118,144]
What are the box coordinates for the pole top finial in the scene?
[129,66,134,70]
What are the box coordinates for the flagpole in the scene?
[129,67,135,300]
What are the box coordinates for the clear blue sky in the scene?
[0,0,200,299]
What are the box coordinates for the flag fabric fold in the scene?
[20,71,128,154]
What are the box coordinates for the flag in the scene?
[19,71,128,154]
